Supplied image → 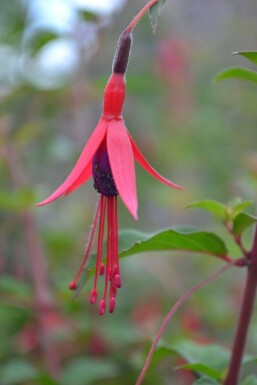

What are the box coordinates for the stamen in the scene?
[99,263,105,275]
[114,274,122,288]
[112,196,120,277]
[69,281,77,290]
[69,196,101,291]
[109,297,116,313]
[89,289,98,304]
[102,198,113,303]
[99,299,106,316]
[92,196,107,293]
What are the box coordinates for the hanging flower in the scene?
[37,30,182,315]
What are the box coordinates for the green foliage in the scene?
[73,227,228,298]
[215,51,257,84]
[26,30,60,56]
[1,1,257,384]
[156,340,256,383]
[60,358,118,385]
[231,200,254,219]
[0,188,35,211]
[193,379,221,385]
[186,200,228,220]
[241,376,257,385]
[233,51,257,66]
[162,340,230,381]
[233,212,257,236]
[215,67,257,84]
[187,198,256,238]
[0,360,39,384]
[149,0,167,33]
[119,227,228,257]
[0,275,31,297]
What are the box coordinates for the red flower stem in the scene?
[135,261,235,385]
[126,0,159,32]
[224,225,257,385]
[113,0,161,74]
[226,223,248,258]
[6,142,60,377]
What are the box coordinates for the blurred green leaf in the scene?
[0,360,38,384]
[79,10,99,22]
[215,67,257,84]
[61,358,118,385]
[193,379,221,385]
[169,340,230,375]
[233,212,257,236]
[27,30,59,55]
[233,51,257,66]
[176,362,221,380]
[186,200,228,220]
[36,373,60,385]
[241,376,257,385]
[149,0,167,33]
[0,275,31,297]
[0,188,35,211]
[118,229,149,251]
[231,200,254,219]
[0,304,31,336]
[158,340,254,382]
[119,227,228,258]
[13,122,41,145]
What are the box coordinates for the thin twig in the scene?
[126,0,159,32]
[135,261,235,385]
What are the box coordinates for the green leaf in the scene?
[73,227,228,298]
[215,67,257,84]
[149,0,167,34]
[241,375,257,385]
[186,200,228,220]
[35,373,60,385]
[193,379,221,385]
[120,227,228,258]
[231,200,254,219]
[61,358,117,385]
[170,340,230,375]
[0,360,38,384]
[118,229,150,251]
[176,362,221,380]
[0,275,31,297]
[27,30,59,55]
[233,51,257,66]
[79,10,99,22]
[0,188,35,211]
[233,212,257,236]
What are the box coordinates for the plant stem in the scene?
[126,0,159,32]
[135,262,235,385]
[224,225,257,385]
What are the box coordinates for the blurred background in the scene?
[1,0,257,384]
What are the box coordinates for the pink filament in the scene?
[92,195,107,297]
[97,196,120,315]
[69,196,101,290]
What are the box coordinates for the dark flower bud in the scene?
[112,30,133,74]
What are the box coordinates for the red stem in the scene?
[126,0,159,32]
[6,143,60,377]
[224,225,257,385]
[135,262,235,385]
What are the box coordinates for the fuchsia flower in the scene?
[37,30,182,315]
